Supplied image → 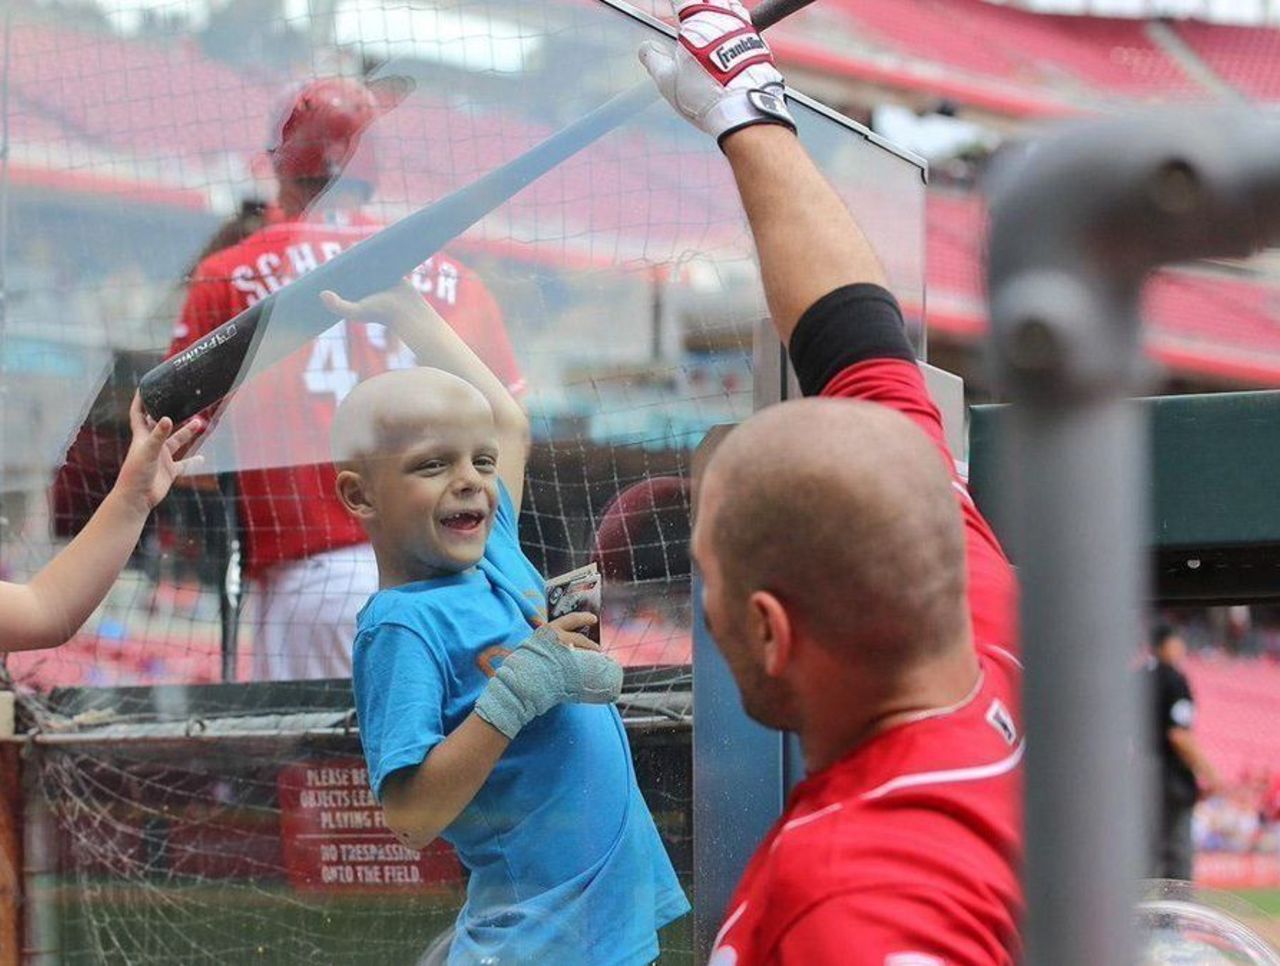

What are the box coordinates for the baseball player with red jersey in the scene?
[169,77,523,681]
[641,3,1023,962]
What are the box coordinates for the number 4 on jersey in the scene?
[304,321,359,404]
[304,320,417,405]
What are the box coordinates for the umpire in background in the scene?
[1147,623,1221,880]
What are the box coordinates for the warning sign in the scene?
[278,758,461,893]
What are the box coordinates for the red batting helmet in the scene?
[268,77,381,188]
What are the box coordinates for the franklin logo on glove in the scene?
[711,34,767,72]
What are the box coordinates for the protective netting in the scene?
[15,700,691,964]
[7,680,691,966]
[0,0,925,961]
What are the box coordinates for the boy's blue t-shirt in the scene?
[352,482,688,966]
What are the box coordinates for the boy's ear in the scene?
[335,468,376,521]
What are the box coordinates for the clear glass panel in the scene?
[0,1,924,962]
[2,0,924,690]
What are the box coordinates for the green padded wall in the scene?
[969,392,1280,602]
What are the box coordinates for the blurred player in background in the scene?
[167,77,522,681]
[1147,623,1220,880]
[2,396,200,652]
[641,2,1022,961]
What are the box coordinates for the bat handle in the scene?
[751,0,819,31]
[141,299,267,424]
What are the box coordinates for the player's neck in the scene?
[279,178,367,219]
[278,181,315,218]
[799,643,981,774]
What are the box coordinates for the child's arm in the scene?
[380,612,620,850]
[320,284,531,512]
[0,394,202,652]
[380,712,510,850]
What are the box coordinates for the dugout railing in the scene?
[975,110,1280,966]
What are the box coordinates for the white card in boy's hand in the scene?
[545,562,602,643]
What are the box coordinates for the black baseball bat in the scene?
[140,0,817,424]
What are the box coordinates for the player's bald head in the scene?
[331,367,494,468]
[699,398,969,667]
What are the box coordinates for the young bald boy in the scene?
[327,284,688,966]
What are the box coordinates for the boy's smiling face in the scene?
[367,401,501,580]
[332,368,504,586]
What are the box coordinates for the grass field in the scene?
[1233,889,1280,917]
[50,881,695,965]
[45,880,1274,962]
[43,883,1280,963]
[1231,888,1280,946]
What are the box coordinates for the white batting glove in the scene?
[639,0,795,147]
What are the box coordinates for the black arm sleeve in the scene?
[786,283,914,398]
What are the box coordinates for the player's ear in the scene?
[335,468,376,520]
[748,590,793,678]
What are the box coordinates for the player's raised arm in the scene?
[721,127,887,345]
[0,394,202,652]
[644,0,1017,654]
[639,0,886,345]
[321,283,531,511]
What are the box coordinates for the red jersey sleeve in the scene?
[820,357,1017,653]
[775,890,1007,966]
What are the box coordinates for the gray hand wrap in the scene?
[473,625,624,739]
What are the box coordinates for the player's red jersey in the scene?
[169,211,522,576]
[711,357,1022,966]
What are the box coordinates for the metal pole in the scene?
[21,761,57,965]
[0,742,20,966]
[985,110,1280,966]
[1010,398,1147,965]
[0,7,12,687]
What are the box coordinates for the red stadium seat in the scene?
[10,22,275,161]
[824,0,1198,98]
[925,190,1280,381]
[1185,653,1280,782]
[1173,22,1280,103]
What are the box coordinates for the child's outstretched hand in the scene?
[113,392,205,514]
[321,281,429,330]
